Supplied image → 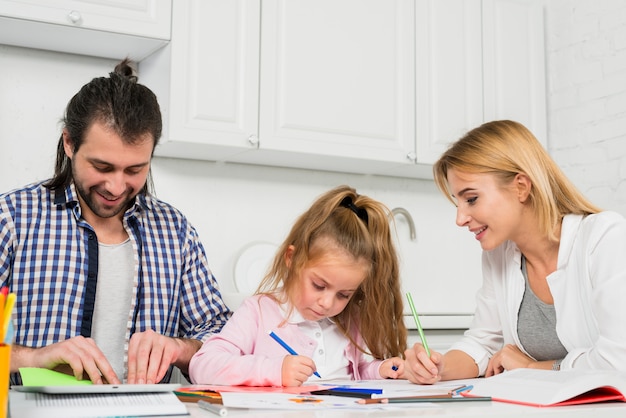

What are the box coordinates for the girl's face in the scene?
[447,168,527,251]
[289,245,369,322]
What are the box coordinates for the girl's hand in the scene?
[486,344,533,377]
[379,357,404,379]
[403,343,442,384]
[281,355,318,387]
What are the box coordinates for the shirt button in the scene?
[318,349,324,355]
[315,332,321,338]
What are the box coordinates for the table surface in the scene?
[181,399,626,418]
[8,390,626,417]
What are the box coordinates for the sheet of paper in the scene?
[19,368,93,386]
[305,378,477,399]
[219,391,361,410]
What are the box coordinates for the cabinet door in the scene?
[483,0,547,144]
[0,0,170,39]
[143,0,261,161]
[255,0,416,172]
[415,0,484,166]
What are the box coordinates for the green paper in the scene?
[19,367,93,386]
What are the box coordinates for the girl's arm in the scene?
[188,297,284,386]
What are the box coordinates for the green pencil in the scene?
[406,292,430,356]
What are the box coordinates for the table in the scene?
[184,399,626,418]
[10,389,626,417]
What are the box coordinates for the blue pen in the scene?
[268,330,321,378]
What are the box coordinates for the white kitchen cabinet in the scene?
[391,0,546,178]
[0,0,171,60]
[414,0,484,166]
[141,0,546,179]
[483,0,547,143]
[142,0,416,174]
[237,0,416,174]
[141,0,260,161]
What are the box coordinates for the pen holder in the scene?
[0,344,10,418]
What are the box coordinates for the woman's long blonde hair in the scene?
[256,185,407,359]
[433,120,601,241]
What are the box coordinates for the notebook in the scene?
[10,390,189,417]
[465,368,626,406]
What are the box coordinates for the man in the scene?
[0,59,231,384]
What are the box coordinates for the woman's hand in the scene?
[403,343,442,384]
[486,344,534,376]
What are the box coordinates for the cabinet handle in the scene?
[67,10,83,25]
[406,151,416,162]
[248,135,259,147]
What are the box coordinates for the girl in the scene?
[405,120,626,384]
[189,185,407,386]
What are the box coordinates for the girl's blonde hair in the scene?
[433,120,601,241]
[256,185,407,359]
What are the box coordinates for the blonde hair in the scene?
[433,120,601,241]
[256,185,407,359]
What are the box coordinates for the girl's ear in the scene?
[284,245,295,268]
[515,173,532,203]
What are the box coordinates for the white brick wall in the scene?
[547,0,626,215]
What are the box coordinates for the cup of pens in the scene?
[0,289,15,418]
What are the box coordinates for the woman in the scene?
[405,120,626,384]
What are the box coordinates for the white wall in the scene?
[0,0,625,332]
[547,0,626,214]
[0,45,480,311]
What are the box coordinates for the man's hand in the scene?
[127,329,201,384]
[11,337,120,384]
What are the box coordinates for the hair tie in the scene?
[339,196,369,225]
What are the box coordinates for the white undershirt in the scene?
[285,308,352,382]
[91,239,134,382]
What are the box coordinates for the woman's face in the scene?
[447,168,526,251]
[288,244,368,322]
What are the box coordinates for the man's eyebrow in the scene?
[88,158,150,169]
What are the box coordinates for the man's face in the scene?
[63,121,153,223]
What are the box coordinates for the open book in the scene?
[466,368,626,406]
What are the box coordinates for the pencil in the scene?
[406,292,430,356]
[356,398,389,404]
[268,330,322,378]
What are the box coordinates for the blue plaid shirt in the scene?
[0,181,231,374]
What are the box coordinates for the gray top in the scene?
[517,257,568,361]
[92,239,134,382]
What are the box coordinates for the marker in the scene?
[268,330,321,378]
[198,400,228,416]
[1,292,15,343]
[406,292,430,356]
